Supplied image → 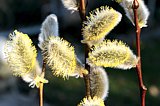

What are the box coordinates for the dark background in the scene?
[0,0,160,106]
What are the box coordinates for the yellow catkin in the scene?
[87,40,131,67]
[81,6,122,46]
[78,96,105,106]
[4,30,37,77]
[90,67,109,100]
[42,36,77,79]
[116,0,149,28]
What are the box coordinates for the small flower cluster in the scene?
[71,0,148,104]
[4,14,87,89]
[61,0,149,104]
[3,0,149,105]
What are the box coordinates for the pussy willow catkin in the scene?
[90,67,109,100]
[42,36,77,79]
[81,6,122,46]
[5,30,37,77]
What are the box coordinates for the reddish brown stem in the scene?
[133,0,147,106]
[39,62,46,106]
[79,0,91,98]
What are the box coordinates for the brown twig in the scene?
[132,0,147,106]
[39,82,43,106]
[39,61,46,106]
[79,0,91,98]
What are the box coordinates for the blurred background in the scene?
[0,0,160,106]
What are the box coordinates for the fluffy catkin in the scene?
[78,96,105,106]
[42,36,77,79]
[61,0,78,13]
[38,14,59,49]
[87,40,130,68]
[81,6,122,46]
[5,30,37,77]
[87,39,138,69]
[90,67,109,100]
[115,0,149,28]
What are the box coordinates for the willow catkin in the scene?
[90,67,109,100]
[5,30,37,77]
[87,40,130,68]
[5,30,48,88]
[87,40,138,69]
[81,6,122,46]
[115,0,149,28]
[42,36,77,79]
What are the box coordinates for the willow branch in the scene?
[79,0,91,98]
[39,61,46,106]
[39,82,43,106]
[132,0,147,106]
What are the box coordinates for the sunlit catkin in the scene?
[78,96,105,106]
[5,30,37,77]
[42,36,77,79]
[90,67,109,100]
[87,40,131,68]
[38,14,59,49]
[116,0,149,28]
[81,6,122,46]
